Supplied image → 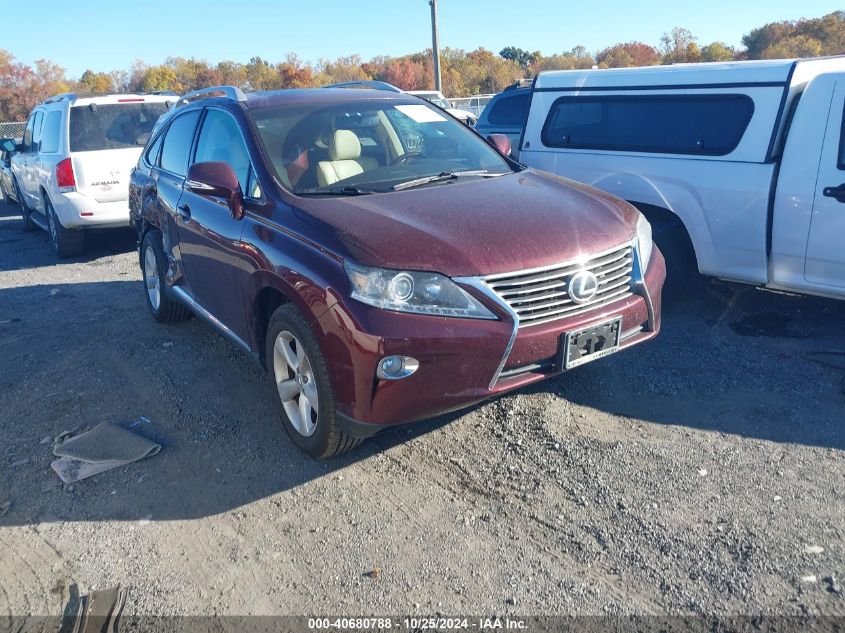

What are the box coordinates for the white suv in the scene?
[9,93,175,256]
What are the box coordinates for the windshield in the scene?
[249,99,512,195]
[69,102,169,152]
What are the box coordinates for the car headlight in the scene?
[636,213,653,269]
[344,261,497,319]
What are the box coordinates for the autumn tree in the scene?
[528,46,595,73]
[140,65,178,92]
[743,12,844,59]
[315,55,370,85]
[700,42,737,62]
[596,42,660,68]
[79,69,113,93]
[0,49,36,120]
[127,60,149,93]
[499,46,541,69]
[381,58,428,90]
[660,27,701,63]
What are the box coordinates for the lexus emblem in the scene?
[568,270,599,303]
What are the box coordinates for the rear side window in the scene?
[24,114,35,149]
[160,110,201,176]
[40,111,63,153]
[487,93,530,126]
[69,102,169,152]
[541,94,755,156]
[145,133,163,166]
[31,111,44,148]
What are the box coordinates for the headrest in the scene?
[329,129,361,161]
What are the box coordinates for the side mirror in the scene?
[0,138,16,153]
[186,161,244,220]
[487,134,512,156]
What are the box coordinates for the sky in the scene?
[3,0,842,78]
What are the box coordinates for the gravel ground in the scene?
[0,198,843,620]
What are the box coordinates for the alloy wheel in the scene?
[272,330,319,437]
[143,246,161,311]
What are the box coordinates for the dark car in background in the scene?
[129,85,664,458]
[474,81,532,160]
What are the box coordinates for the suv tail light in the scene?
[56,158,76,192]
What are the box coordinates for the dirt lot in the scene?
[0,198,844,621]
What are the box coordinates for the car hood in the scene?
[293,169,640,277]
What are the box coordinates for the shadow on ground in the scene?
[543,278,845,450]
[1,270,843,526]
[0,202,136,272]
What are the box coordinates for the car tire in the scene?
[653,223,698,296]
[45,197,83,257]
[140,230,192,324]
[266,303,361,458]
[14,180,35,232]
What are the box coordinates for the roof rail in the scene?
[176,86,247,107]
[324,80,403,93]
[44,92,78,104]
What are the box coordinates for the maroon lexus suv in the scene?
[129,85,665,457]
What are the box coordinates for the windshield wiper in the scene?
[392,170,503,192]
[299,186,376,196]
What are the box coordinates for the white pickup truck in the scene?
[519,58,845,299]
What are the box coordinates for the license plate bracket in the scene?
[561,316,623,369]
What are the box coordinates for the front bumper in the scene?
[318,247,665,433]
[53,192,131,230]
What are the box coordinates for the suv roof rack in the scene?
[176,86,247,107]
[324,80,403,93]
[44,92,78,104]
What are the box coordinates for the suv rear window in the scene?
[541,94,754,156]
[69,102,169,152]
[487,93,530,126]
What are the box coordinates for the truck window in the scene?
[40,111,63,154]
[541,94,754,156]
[487,93,530,126]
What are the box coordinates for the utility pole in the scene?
[429,0,442,92]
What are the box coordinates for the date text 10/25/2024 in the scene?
[307,617,528,630]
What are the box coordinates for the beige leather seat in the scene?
[317,130,364,187]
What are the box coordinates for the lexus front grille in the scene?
[483,243,635,327]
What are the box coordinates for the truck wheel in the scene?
[266,303,362,458]
[45,198,83,258]
[15,180,35,232]
[140,230,191,324]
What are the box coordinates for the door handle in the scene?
[822,183,845,203]
[177,203,191,222]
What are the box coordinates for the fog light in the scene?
[376,355,419,380]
